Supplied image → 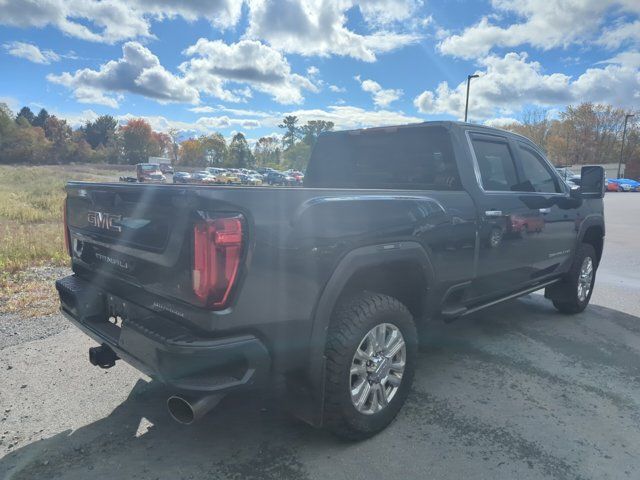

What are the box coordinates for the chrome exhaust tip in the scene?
[167,393,224,425]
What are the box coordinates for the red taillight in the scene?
[63,198,71,257]
[192,216,243,309]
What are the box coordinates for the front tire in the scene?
[548,243,597,314]
[323,292,417,440]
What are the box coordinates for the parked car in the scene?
[265,171,295,185]
[237,173,263,186]
[136,163,166,183]
[284,169,304,184]
[257,167,276,175]
[192,171,218,184]
[612,178,640,192]
[159,163,174,174]
[248,174,264,186]
[206,167,227,176]
[172,172,192,184]
[217,171,241,184]
[58,121,605,440]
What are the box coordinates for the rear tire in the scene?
[548,243,597,314]
[323,292,417,440]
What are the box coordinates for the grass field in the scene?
[0,164,126,316]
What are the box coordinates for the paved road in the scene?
[2,194,640,480]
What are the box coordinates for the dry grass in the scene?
[0,164,127,316]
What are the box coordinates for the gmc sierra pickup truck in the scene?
[56,122,605,439]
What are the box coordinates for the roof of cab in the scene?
[319,120,534,145]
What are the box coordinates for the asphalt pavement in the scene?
[1,193,640,480]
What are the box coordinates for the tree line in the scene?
[0,103,334,170]
[1,101,638,177]
[501,103,639,177]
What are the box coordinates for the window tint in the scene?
[471,138,519,191]
[304,126,460,190]
[518,146,560,193]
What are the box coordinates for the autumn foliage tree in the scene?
[121,118,156,164]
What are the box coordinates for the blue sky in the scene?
[1,0,639,141]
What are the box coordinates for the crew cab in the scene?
[57,122,605,439]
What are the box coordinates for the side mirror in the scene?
[579,166,605,199]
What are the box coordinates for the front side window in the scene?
[471,138,519,191]
[518,145,561,193]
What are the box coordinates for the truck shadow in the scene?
[2,294,640,480]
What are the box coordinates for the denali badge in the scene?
[87,211,122,232]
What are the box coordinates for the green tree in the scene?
[300,120,334,146]
[15,106,35,125]
[228,132,254,168]
[201,133,227,165]
[278,115,300,150]
[32,108,50,128]
[83,115,118,149]
[282,142,311,170]
[2,121,50,164]
[253,136,281,166]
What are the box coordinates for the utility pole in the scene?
[617,114,634,178]
[464,74,479,123]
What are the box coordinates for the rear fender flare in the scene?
[306,241,435,395]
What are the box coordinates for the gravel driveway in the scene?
[1,194,639,480]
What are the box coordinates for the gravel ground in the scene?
[1,194,639,480]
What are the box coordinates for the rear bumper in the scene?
[55,275,270,393]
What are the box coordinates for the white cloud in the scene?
[598,50,640,68]
[129,0,243,29]
[188,105,274,117]
[484,117,520,127]
[438,1,640,59]
[0,0,243,44]
[0,96,21,112]
[329,84,346,93]
[0,0,423,56]
[180,38,318,104]
[598,20,640,49]
[117,113,262,135]
[276,105,423,129]
[357,0,422,26]
[3,41,60,64]
[307,65,319,76]
[357,77,403,107]
[0,0,152,44]
[414,52,640,120]
[245,0,421,62]
[47,42,199,108]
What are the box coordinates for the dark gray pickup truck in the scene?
[56,121,605,439]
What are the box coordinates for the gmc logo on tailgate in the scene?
[87,211,122,232]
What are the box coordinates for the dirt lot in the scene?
[1,194,639,480]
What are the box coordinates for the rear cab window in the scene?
[470,136,519,191]
[304,125,460,190]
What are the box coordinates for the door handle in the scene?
[539,208,551,214]
[484,210,503,217]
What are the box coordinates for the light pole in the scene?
[617,113,635,178]
[464,74,479,123]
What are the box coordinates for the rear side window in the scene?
[471,138,519,191]
[517,145,561,193]
[304,126,459,190]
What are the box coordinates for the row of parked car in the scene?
[173,167,304,186]
[556,167,640,192]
